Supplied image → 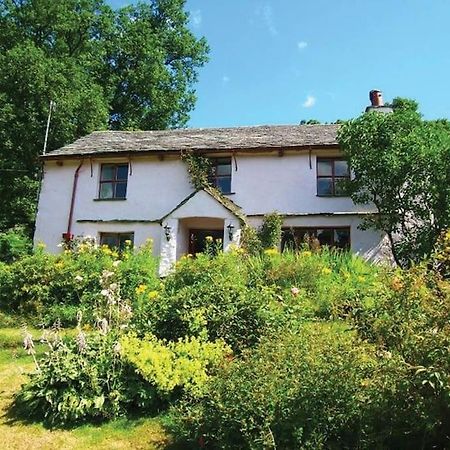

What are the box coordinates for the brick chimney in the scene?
[365,90,393,113]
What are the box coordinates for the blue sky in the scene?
[109,1,450,128]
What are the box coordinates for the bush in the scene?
[168,322,406,449]
[120,334,231,399]
[257,212,283,250]
[0,239,159,325]
[0,227,32,263]
[142,251,281,353]
[14,330,155,426]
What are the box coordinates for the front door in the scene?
[189,229,223,255]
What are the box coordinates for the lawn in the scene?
[0,327,173,450]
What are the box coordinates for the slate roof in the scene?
[43,124,340,158]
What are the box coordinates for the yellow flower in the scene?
[148,290,159,299]
[205,236,214,242]
[357,276,365,282]
[101,245,112,255]
[264,248,278,256]
[302,251,312,257]
[135,284,147,295]
[321,267,332,275]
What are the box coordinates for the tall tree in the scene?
[0,0,209,234]
[338,99,450,267]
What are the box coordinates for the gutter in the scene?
[63,160,84,241]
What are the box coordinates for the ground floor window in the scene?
[100,232,134,250]
[281,227,350,251]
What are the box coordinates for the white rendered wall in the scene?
[35,150,383,260]
[230,153,376,215]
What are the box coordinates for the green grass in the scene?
[0,326,173,450]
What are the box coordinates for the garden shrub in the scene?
[257,212,283,250]
[0,227,32,263]
[14,330,155,426]
[0,239,159,325]
[351,264,450,447]
[168,322,406,449]
[145,251,280,352]
[120,334,231,399]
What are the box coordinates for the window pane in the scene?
[217,177,231,193]
[317,160,332,176]
[335,160,349,177]
[101,165,115,181]
[216,163,232,176]
[334,178,348,196]
[115,182,127,198]
[100,182,114,198]
[335,229,350,249]
[316,229,333,246]
[101,234,119,248]
[118,233,134,249]
[317,178,333,196]
[117,165,129,181]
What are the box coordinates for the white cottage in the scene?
[34,124,388,274]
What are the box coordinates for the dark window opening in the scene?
[100,232,134,250]
[317,158,349,197]
[281,227,350,251]
[99,164,128,199]
[189,229,223,255]
[209,158,232,193]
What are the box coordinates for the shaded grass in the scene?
[0,326,173,450]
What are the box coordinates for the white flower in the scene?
[109,283,118,290]
[75,275,84,282]
[100,289,109,296]
[112,260,121,267]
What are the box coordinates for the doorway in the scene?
[188,229,223,255]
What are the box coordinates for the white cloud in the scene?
[297,41,308,50]
[222,75,230,84]
[191,10,202,28]
[302,95,316,108]
[256,3,278,36]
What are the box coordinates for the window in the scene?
[281,227,350,251]
[317,158,349,196]
[99,164,128,199]
[100,232,134,250]
[209,157,232,193]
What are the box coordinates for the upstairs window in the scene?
[100,232,134,250]
[209,157,232,194]
[281,227,350,251]
[317,158,349,196]
[99,164,128,199]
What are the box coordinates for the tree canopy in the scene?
[0,0,209,234]
[338,99,450,267]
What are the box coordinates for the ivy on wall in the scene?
[181,153,212,190]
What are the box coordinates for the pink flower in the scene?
[291,287,300,296]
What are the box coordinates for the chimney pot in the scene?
[369,89,384,107]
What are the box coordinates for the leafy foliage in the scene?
[0,239,159,325]
[0,227,32,263]
[120,334,231,399]
[14,331,154,426]
[257,212,283,250]
[338,99,450,267]
[0,0,209,234]
[181,152,212,190]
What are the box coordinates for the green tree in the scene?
[338,99,450,267]
[0,0,208,234]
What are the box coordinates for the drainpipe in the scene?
[63,160,84,242]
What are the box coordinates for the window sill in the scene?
[316,194,350,198]
[222,192,235,196]
[93,198,127,201]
